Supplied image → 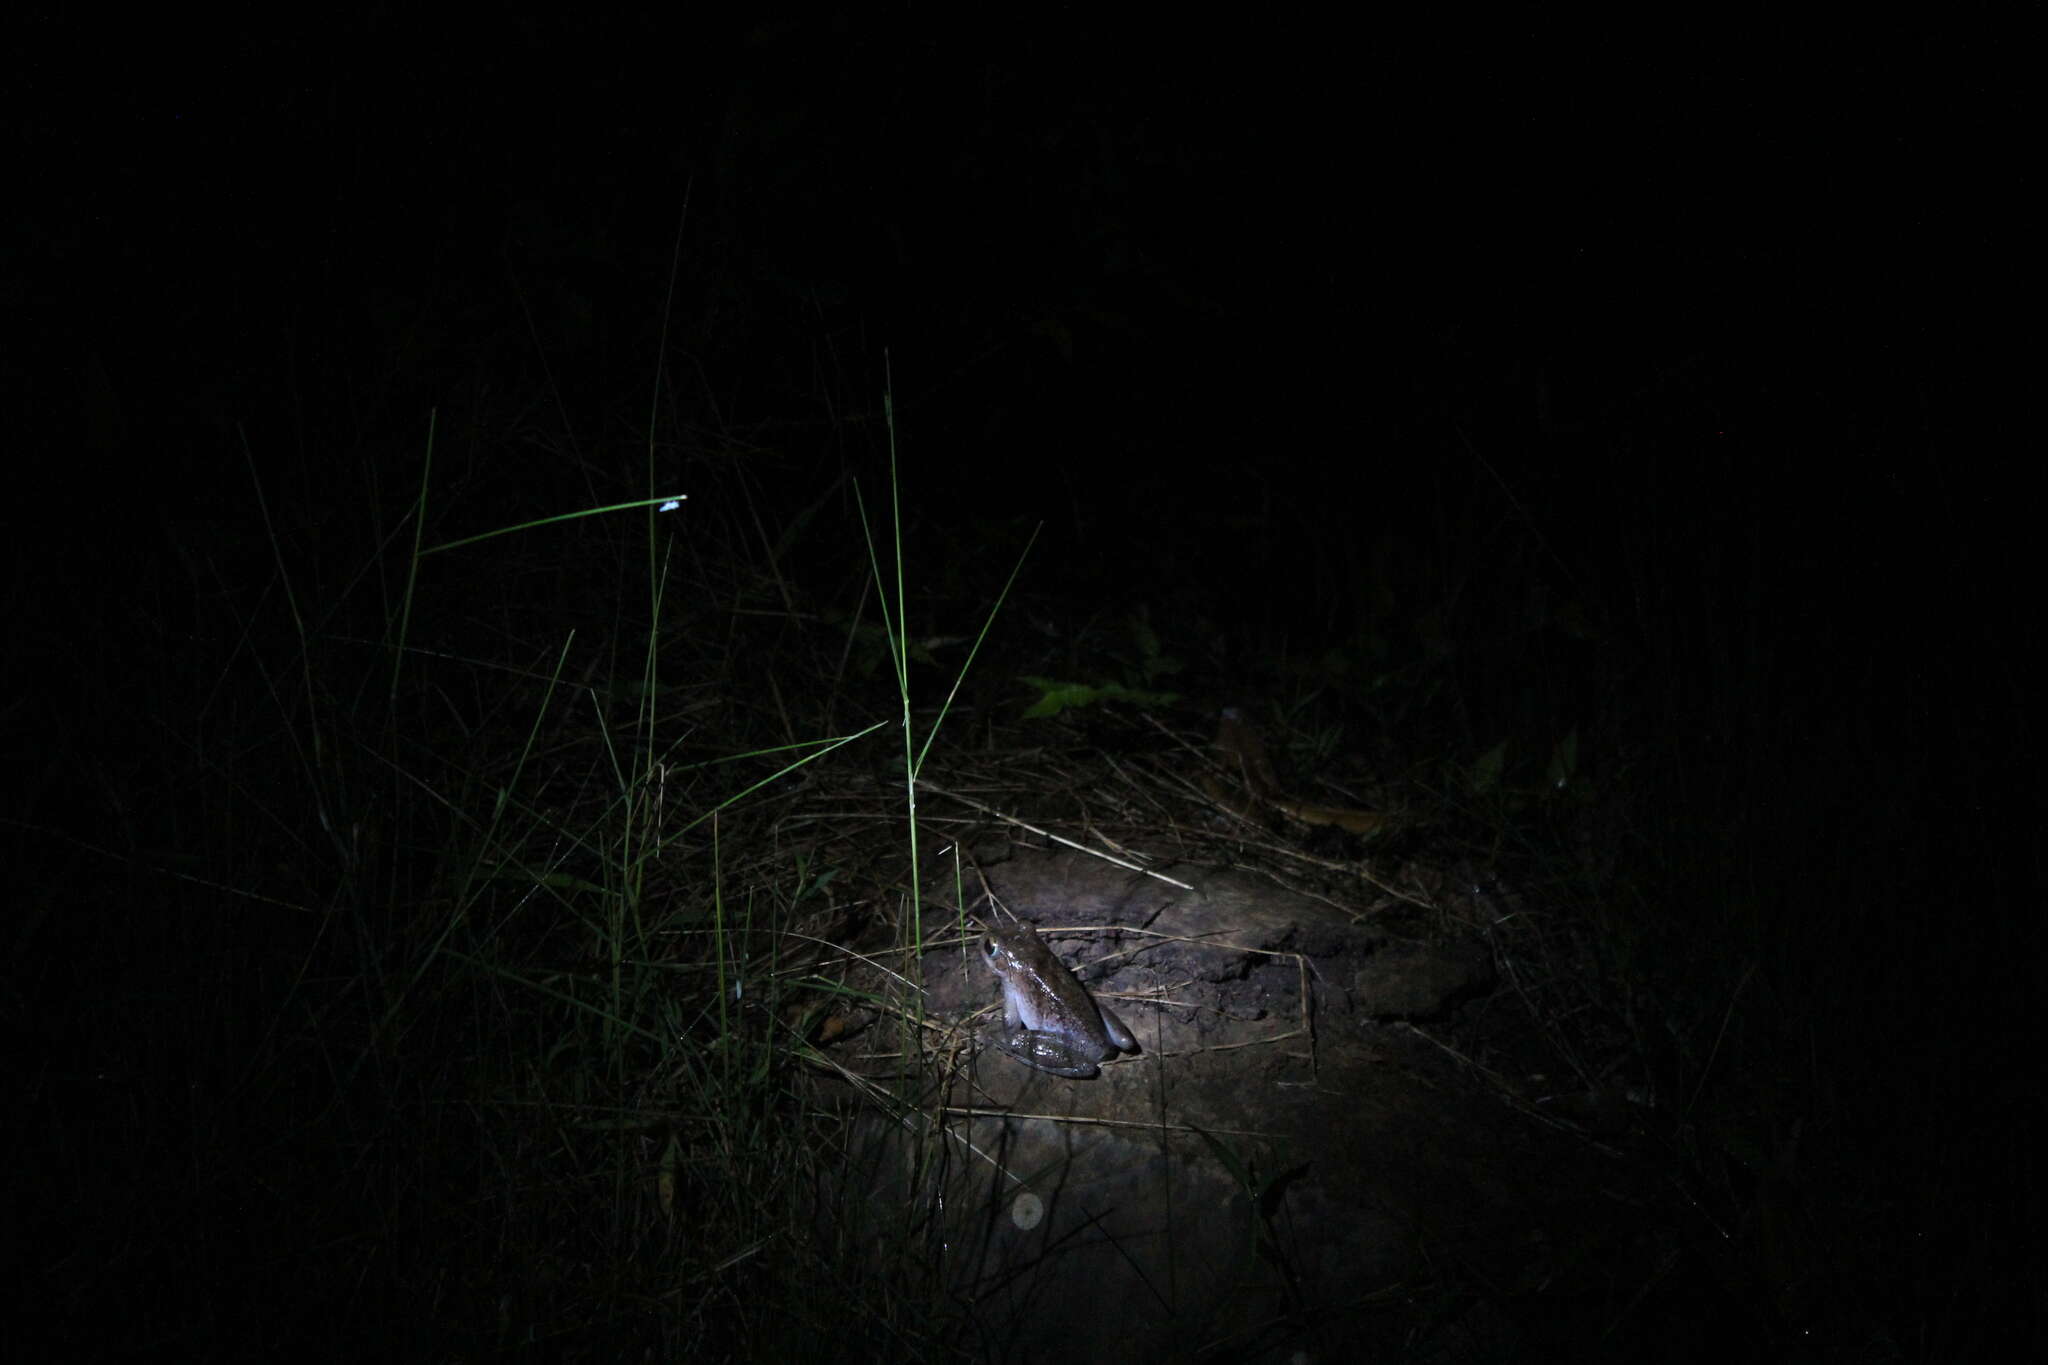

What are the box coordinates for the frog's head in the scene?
[980,922,1026,977]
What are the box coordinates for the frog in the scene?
[979,916,1139,1078]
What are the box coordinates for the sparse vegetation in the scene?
[11,26,2028,1359]
[15,335,2026,1358]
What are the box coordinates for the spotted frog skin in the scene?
[980,918,1138,1078]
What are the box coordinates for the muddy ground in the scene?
[825,840,1801,1363]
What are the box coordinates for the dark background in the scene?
[7,11,2035,1357]
[19,15,2021,604]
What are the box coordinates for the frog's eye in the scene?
[982,938,998,959]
